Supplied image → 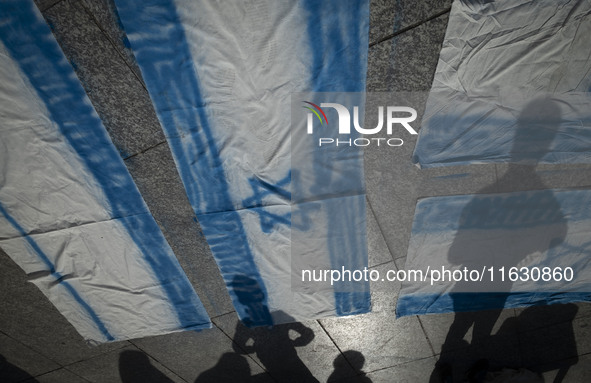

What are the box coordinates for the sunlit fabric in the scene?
[114,0,371,325]
[0,0,211,343]
[413,0,591,168]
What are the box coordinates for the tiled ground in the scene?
[2,0,591,382]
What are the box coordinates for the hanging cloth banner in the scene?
[114,0,371,325]
[397,187,591,317]
[0,0,211,344]
[413,0,591,168]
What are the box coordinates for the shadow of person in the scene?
[0,353,39,382]
[431,98,569,381]
[194,352,253,383]
[327,350,372,383]
[231,275,318,382]
[119,350,174,383]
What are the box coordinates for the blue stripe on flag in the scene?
[113,0,272,326]
[0,203,114,341]
[302,0,371,316]
[397,292,591,317]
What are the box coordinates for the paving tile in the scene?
[366,262,401,312]
[79,0,143,81]
[34,0,62,12]
[0,251,129,366]
[496,163,591,193]
[320,313,432,373]
[419,308,516,356]
[67,344,184,383]
[0,249,56,313]
[367,13,449,92]
[367,201,394,268]
[574,301,591,319]
[364,165,416,261]
[364,129,420,205]
[416,164,498,198]
[131,325,268,382]
[2,302,128,367]
[319,262,428,373]
[365,356,437,383]
[369,0,452,45]
[214,312,345,383]
[394,257,406,270]
[124,143,234,317]
[42,0,165,159]
[27,368,88,383]
[568,315,591,357]
[0,333,59,383]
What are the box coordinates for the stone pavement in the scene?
[2,0,591,381]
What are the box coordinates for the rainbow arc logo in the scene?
[303,101,328,126]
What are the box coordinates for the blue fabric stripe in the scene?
[0,0,209,330]
[396,292,591,317]
[0,203,114,341]
[302,0,371,316]
[113,0,272,326]
[303,0,369,93]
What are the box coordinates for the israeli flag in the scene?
[413,0,591,168]
[114,0,371,325]
[397,188,591,317]
[0,0,211,344]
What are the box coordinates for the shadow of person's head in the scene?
[328,350,371,382]
[119,350,173,383]
[194,353,251,383]
[337,350,365,373]
[512,97,562,165]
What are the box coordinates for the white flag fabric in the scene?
[114,0,371,325]
[0,0,211,344]
[413,0,591,168]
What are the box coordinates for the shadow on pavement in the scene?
[119,350,174,383]
[0,353,39,383]
[430,98,580,382]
